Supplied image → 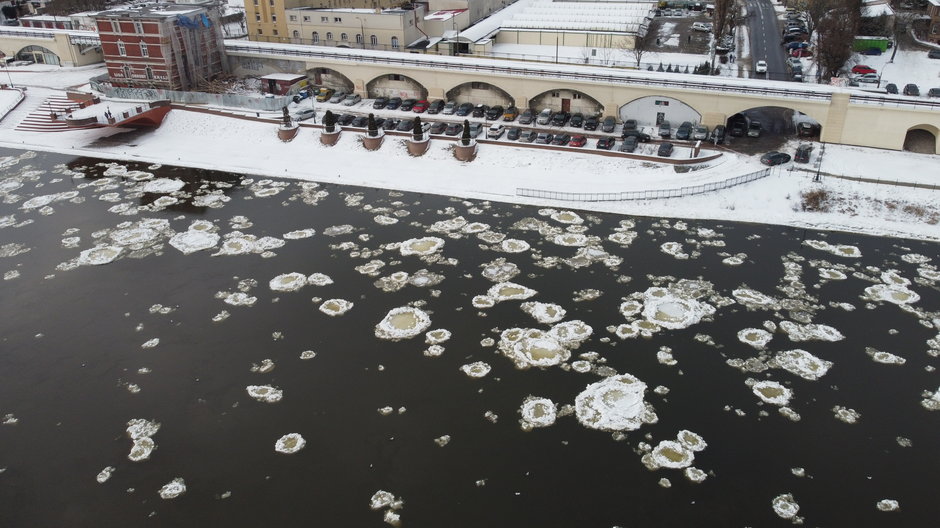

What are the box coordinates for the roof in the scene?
[92,2,208,19]
[456,0,538,42]
[260,73,307,81]
[501,0,655,33]
[425,9,467,22]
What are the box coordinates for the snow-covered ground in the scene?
[0,68,937,243]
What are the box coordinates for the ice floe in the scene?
[519,397,558,429]
[283,228,316,240]
[374,306,431,340]
[550,210,583,224]
[481,258,519,282]
[804,239,862,258]
[866,348,906,365]
[126,418,160,462]
[96,466,115,484]
[319,298,354,316]
[641,287,715,330]
[498,328,570,368]
[863,284,920,305]
[399,236,444,256]
[460,361,491,378]
[499,239,530,253]
[751,380,793,406]
[773,349,833,380]
[158,478,186,499]
[732,288,779,310]
[142,178,185,194]
[737,328,773,349]
[575,374,657,432]
[648,440,695,469]
[520,302,567,324]
[77,245,123,266]
[369,490,404,527]
[246,385,283,403]
[486,282,537,303]
[772,493,801,522]
[307,273,333,286]
[779,321,844,342]
[275,433,306,454]
[169,229,220,255]
[876,499,899,512]
[269,272,307,292]
[832,405,861,423]
[921,387,940,411]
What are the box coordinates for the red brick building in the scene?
[92,2,226,91]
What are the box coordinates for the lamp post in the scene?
[356,17,364,49]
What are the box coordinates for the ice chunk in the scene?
[866,347,906,365]
[660,242,688,259]
[460,361,491,378]
[752,380,793,406]
[399,236,444,256]
[375,306,431,340]
[550,210,583,224]
[369,490,403,510]
[772,493,801,521]
[737,328,773,349]
[521,302,567,324]
[575,374,657,432]
[876,499,899,512]
[804,240,861,258]
[142,178,185,193]
[433,435,451,447]
[307,273,333,286]
[319,298,354,316]
[158,478,186,499]
[677,430,707,452]
[270,272,307,292]
[169,230,219,254]
[283,229,316,239]
[832,405,861,424]
[275,433,306,454]
[863,284,920,305]
[425,329,451,344]
[779,321,844,342]
[499,328,570,369]
[548,320,592,347]
[486,282,537,302]
[77,245,123,266]
[773,349,833,380]
[499,239,530,253]
[650,440,695,469]
[642,288,715,330]
[96,466,115,484]
[246,385,283,403]
[519,397,558,429]
[921,387,940,411]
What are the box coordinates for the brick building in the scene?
[92,2,226,91]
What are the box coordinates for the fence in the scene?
[516,168,772,202]
[90,74,291,111]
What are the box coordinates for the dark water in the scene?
[0,148,938,527]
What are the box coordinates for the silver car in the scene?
[692,125,708,140]
[342,94,362,106]
[328,91,347,104]
[294,108,316,121]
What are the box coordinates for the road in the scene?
[746,0,788,81]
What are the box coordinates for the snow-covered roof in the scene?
[456,0,538,42]
[502,0,654,34]
[260,73,306,81]
[861,1,895,17]
[425,9,466,22]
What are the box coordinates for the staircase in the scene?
[14,96,100,132]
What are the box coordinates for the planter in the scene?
[278,125,299,142]
[406,138,430,156]
[362,132,384,151]
[320,129,341,146]
[454,142,477,162]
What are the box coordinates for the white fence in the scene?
[516,168,772,202]
[90,74,291,112]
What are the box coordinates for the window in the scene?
[273,29,278,35]
[292,30,299,37]
[303,16,310,22]
[134,21,143,33]
[321,16,328,22]
[257,28,263,34]
[334,17,342,22]
[340,32,348,41]
[271,14,277,22]
[145,66,153,80]
[326,32,333,40]
[253,0,258,4]
[140,42,148,57]
[391,36,399,49]
[389,74,403,81]
[289,15,296,21]
[122,65,130,78]
[572,93,582,99]
[312,31,319,43]
[471,82,487,89]
[110,20,119,33]
[370,35,377,46]
[356,33,362,44]
[255,13,260,21]
[269,0,274,4]
[117,41,126,56]
[551,91,560,97]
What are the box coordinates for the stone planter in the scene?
[362,131,384,151]
[320,129,341,146]
[406,138,430,156]
[454,141,477,162]
[278,125,299,142]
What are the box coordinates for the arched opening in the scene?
[446,81,514,107]
[530,89,602,115]
[724,106,822,153]
[16,45,60,65]
[619,95,700,129]
[391,36,400,49]
[903,126,938,154]
[306,67,354,93]
[366,73,428,99]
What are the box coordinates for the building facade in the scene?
[246,0,402,41]
[283,5,429,50]
[92,2,226,91]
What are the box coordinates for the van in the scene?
[536,108,553,125]
[691,22,711,32]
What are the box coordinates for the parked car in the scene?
[930,49,940,59]
[429,121,447,135]
[583,115,599,131]
[596,137,615,150]
[314,88,335,102]
[747,120,762,137]
[860,47,882,56]
[885,83,898,94]
[903,83,920,96]
[551,111,570,126]
[382,118,400,130]
[342,94,362,106]
[400,98,417,111]
[536,108,553,125]
[519,108,535,124]
[373,117,386,129]
[472,104,489,118]
[294,108,316,121]
[485,105,504,120]
[658,142,674,157]
[503,106,519,121]
[691,22,711,32]
[441,101,457,114]
[455,102,474,116]
[569,134,587,147]
[851,64,877,75]
[329,91,347,104]
[336,114,355,126]
[412,100,429,113]
[601,116,617,133]
[710,124,726,144]
[797,122,819,137]
[790,48,812,58]
[507,127,522,140]
[444,122,463,135]
[569,113,584,128]
[394,119,413,132]
[760,151,792,165]
[794,143,813,163]
[372,96,389,109]
[658,120,672,138]
[427,100,445,114]
[535,132,554,144]
[386,97,403,110]
[486,123,505,139]
[350,115,368,128]
[676,121,693,140]
[468,122,484,137]
[755,60,768,73]
[551,133,571,146]
[928,88,940,98]
[519,130,537,142]
[854,73,879,84]
[692,125,709,140]
[621,135,638,153]
[622,119,638,132]
[729,119,746,137]
[622,130,652,142]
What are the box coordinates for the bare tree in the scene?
[710,0,735,72]
[618,22,655,69]
[815,0,862,80]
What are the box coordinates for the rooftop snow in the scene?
[503,1,655,33]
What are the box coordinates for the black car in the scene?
[620,135,639,153]
[455,102,474,116]
[928,88,940,98]
[760,151,792,165]
[373,117,386,129]
[710,124,726,144]
[426,100,445,114]
[885,83,898,94]
[519,109,535,124]
[569,113,584,128]
[729,120,746,137]
[903,83,920,96]
[794,143,813,163]
[372,97,389,109]
[622,119,638,132]
[444,122,463,136]
[596,137,615,150]
[551,133,571,146]
[386,97,403,110]
[601,116,617,133]
[400,98,417,111]
[584,115,599,131]
[622,130,652,142]
[382,118,400,130]
[930,49,940,59]
[551,111,570,126]
[507,127,522,140]
[336,114,355,126]
[485,105,504,120]
[472,104,489,118]
[675,121,693,140]
[396,119,414,132]
[350,115,368,128]
[429,121,447,134]
[658,142,674,157]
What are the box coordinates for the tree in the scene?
[461,119,471,146]
[412,116,423,141]
[617,23,656,69]
[710,0,735,71]
[815,0,861,80]
[367,113,378,137]
[323,110,336,133]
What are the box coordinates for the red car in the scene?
[851,64,876,75]
[790,48,812,58]
[569,134,587,147]
[412,100,429,113]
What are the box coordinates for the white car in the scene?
[755,60,768,74]
[487,123,505,139]
[293,108,316,121]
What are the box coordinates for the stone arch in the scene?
[528,88,602,115]
[16,45,60,66]
[619,95,700,128]
[903,124,938,154]
[446,81,514,107]
[366,73,428,100]
[306,67,354,93]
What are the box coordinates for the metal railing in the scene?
[516,167,772,202]
[90,74,291,111]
